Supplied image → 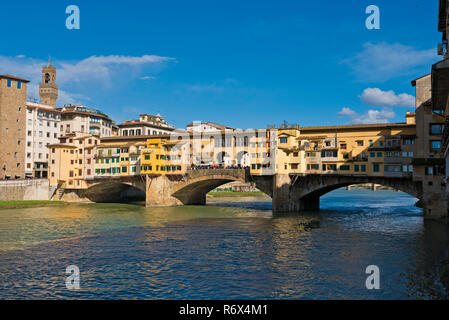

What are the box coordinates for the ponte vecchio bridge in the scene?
[51,120,447,219]
[80,167,429,216]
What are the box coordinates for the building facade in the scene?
[118,114,175,136]
[25,102,61,178]
[48,132,99,190]
[0,74,29,179]
[58,105,114,137]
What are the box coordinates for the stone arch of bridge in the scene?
[282,175,423,212]
[171,174,270,205]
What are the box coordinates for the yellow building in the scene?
[140,137,187,175]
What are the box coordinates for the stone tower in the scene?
[39,58,58,107]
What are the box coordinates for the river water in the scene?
[0,189,448,299]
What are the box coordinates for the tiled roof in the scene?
[0,74,30,82]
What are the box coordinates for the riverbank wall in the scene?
[0,179,50,201]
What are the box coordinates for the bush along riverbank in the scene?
[0,200,68,210]
[207,191,268,197]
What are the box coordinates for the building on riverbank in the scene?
[0,74,29,179]
[435,0,449,200]
[25,102,61,178]
[48,132,99,190]
[58,105,114,137]
[118,114,175,136]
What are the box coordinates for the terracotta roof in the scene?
[48,143,77,148]
[118,121,174,130]
[411,74,431,86]
[58,109,112,120]
[26,104,60,113]
[0,74,30,82]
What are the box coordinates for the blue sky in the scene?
[0,0,441,129]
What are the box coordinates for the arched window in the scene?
[45,73,50,84]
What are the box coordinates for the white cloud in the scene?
[359,88,415,108]
[57,55,174,85]
[0,54,175,106]
[338,107,395,124]
[140,76,157,80]
[342,42,438,82]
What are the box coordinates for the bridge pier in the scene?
[422,192,448,220]
[272,174,320,214]
[146,175,183,207]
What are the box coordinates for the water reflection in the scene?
[0,189,448,299]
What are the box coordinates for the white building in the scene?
[118,114,175,136]
[186,121,235,133]
[25,102,61,178]
[58,105,114,137]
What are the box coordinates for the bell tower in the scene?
[39,58,58,107]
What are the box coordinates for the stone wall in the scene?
[0,179,50,201]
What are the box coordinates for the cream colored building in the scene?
[118,114,175,136]
[58,105,114,137]
[48,132,99,189]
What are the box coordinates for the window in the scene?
[122,167,127,173]
[339,165,350,171]
[373,164,380,173]
[7,79,11,87]
[361,165,366,172]
[291,164,298,170]
[377,152,382,158]
[357,140,364,146]
[343,153,349,159]
[430,124,444,135]
[369,140,373,147]
[370,152,375,158]
[340,143,347,149]
[279,137,288,144]
[354,165,359,172]
[431,140,441,150]
[321,150,338,157]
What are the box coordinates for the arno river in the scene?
[0,189,448,299]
